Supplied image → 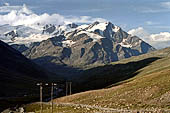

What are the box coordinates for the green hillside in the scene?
[56,47,170,109]
[24,47,170,112]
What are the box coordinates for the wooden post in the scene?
[69,82,72,95]
[66,82,68,96]
[51,83,54,113]
[40,85,43,113]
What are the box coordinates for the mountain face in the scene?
[0,40,49,97]
[22,22,155,68]
[0,21,155,76]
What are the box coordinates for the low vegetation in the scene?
[24,103,101,113]
[25,47,170,112]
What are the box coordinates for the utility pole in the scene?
[66,82,68,96]
[37,82,59,113]
[37,83,43,113]
[40,85,43,113]
[69,82,72,95]
[51,83,54,113]
[51,83,57,113]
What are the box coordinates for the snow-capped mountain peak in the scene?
[86,21,120,33]
[0,21,155,58]
[86,21,108,31]
[22,21,155,68]
[112,25,120,32]
[0,21,155,67]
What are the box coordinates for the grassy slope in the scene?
[24,103,102,113]
[56,47,170,109]
[24,47,170,112]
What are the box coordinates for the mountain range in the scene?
[1,20,170,112]
[0,21,155,78]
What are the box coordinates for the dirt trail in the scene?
[52,102,170,113]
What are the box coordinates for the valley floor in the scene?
[24,102,170,113]
[7,48,170,113]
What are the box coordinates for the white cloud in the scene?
[4,2,10,6]
[161,2,170,9]
[128,27,150,41]
[145,21,159,25]
[150,32,170,41]
[140,2,170,13]
[0,5,23,13]
[0,4,106,27]
[128,27,170,49]
[64,16,106,24]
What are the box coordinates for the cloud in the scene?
[128,27,150,40]
[161,2,170,9]
[141,8,170,13]
[0,4,106,27]
[150,2,170,13]
[152,26,170,29]
[4,2,10,6]
[140,2,170,13]
[145,21,159,25]
[128,27,170,49]
[0,5,23,13]
[150,32,170,41]
[64,16,106,24]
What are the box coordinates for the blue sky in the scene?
[0,0,170,48]
[1,0,169,32]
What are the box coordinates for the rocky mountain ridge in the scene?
[23,22,155,67]
[0,21,155,75]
